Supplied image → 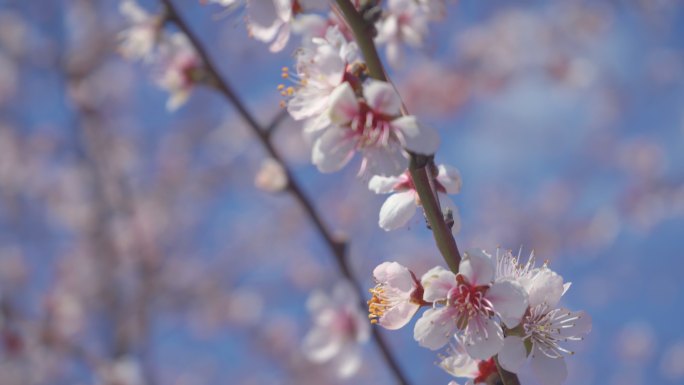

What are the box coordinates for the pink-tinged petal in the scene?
[363,80,401,116]
[368,175,404,194]
[498,336,527,373]
[487,280,528,329]
[302,112,331,136]
[306,290,329,315]
[378,191,418,231]
[246,0,281,43]
[437,164,463,194]
[328,83,359,125]
[302,327,341,363]
[379,301,420,330]
[526,267,564,309]
[312,127,355,173]
[439,344,480,378]
[273,0,293,21]
[334,345,362,379]
[362,146,406,177]
[448,382,460,385]
[464,318,504,360]
[557,310,592,338]
[392,116,440,155]
[268,22,290,52]
[421,266,456,302]
[460,250,495,286]
[562,282,572,296]
[373,262,414,292]
[413,307,457,350]
[530,344,567,385]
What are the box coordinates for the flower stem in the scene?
[159,1,411,384]
[333,0,461,272]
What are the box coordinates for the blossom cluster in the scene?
[369,250,591,385]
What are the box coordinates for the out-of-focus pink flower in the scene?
[302,281,369,378]
[118,0,160,61]
[375,0,429,68]
[368,261,424,329]
[155,33,202,111]
[369,163,461,231]
[317,80,440,175]
[414,250,528,358]
[254,158,288,192]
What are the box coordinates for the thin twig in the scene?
[158,1,411,384]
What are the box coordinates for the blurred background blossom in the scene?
[0,0,682,385]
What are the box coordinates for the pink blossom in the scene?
[375,0,429,68]
[368,261,424,330]
[413,250,528,358]
[154,33,202,111]
[316,80,440,175]
[440,338,500,385]
[302,281,370,378]
[368,163,461,231]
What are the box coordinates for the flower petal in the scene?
[368,174,404,194]
[312,127,355,173]
[557,310,592,338]
[530,344,567,385]
[363,80,401,116]
[464,317,504,360]
[392,116,440,155]
[328,83,359,125]
[526,267,564,308]
[302,327,341,363]
[460,249,495,286]
[421,266,456,302]
[487,280,528,329]
[413,307,457,350]
[378,191,417,231]
[373,262,414,292]
[333,345,362,379]
[498,336,527,373]
[437,164,462,194]
[379,301,420,330]
[246,0,282,43]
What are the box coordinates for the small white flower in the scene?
[246,0,298,52]
[302,281,370,379]
[118,0,160,61]
[413,250,528,358]
[368,261,424,329]
[369,164,461,231]
[497,261,592,385]
[154,33,202,111]
[375,0,429,68]
[316,80,440,175]
[254,158,288,192]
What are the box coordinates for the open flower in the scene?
[368,163,461,231]
[118,0,161,61]
[302,281,370,378]
[368,262,424,329]
[440,338,499,385]
[414,250,528,358]
[375,0,429,68]
[497,263,591,385]
[154,33,202,111]
[315,80,440,175]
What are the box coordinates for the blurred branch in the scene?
[159,1,411,384]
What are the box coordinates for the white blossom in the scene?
[368,261,423,329]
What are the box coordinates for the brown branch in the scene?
[158,1,411,384]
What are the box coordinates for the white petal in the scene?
[487,280,528,329]
[498,336,527,373]
[362,146,406,177]
[312,127,355,173]
[268,22,290,52]
[530,344,567,385]
[328,83,359,125]
[464,317,504,360]
[302,327,341,363]
[421,266,456,302]
[373,261,414,292]
[363,80,401,116]
[460,249,495,287]
[334,346,362,379]
[379,301,420,330]
[246,0,282,43]
[368,174,404,194]
[413,307,456,350]
[392,116,440,155]
[437,164,462,194]
[378,191,418,231]
[526,267,564,308]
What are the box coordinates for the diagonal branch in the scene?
[158,1,411,384]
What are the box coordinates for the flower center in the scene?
[473,358,498,383]
[367,285,398,323]
[449,275,493,329]
[524,305,579,359]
